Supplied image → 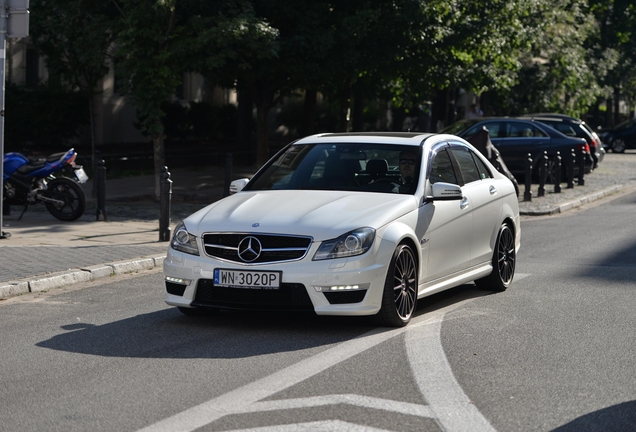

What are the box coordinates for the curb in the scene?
[0,254,165,300]
[519,185,624,216]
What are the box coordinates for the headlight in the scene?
[171,221,200,256]
[313,227,375,260]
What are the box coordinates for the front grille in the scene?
[202,233,312,264]
[323,290,368,304]
[193,279,314,311]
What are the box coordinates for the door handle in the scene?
[489,185,497,195]
[460,197,469,210]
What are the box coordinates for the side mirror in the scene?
[229,178,250,194]
[425,182,462,203]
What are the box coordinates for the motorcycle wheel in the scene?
[44,177,86,221]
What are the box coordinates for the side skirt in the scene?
[417,263,492,299]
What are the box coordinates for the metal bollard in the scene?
[567,149,575,189]
[538,151,547,197]
[523,153,532,202]
[95,159,108,221]
[159,166,172,242]
[577,148,586,186]
[223,153,233,198]
[554,151,562,193]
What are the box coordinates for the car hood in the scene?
[184,190,417,240]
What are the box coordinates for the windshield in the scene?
[245,143,421,194]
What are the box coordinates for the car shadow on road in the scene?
[551,400,636,432]
[36,284,491,359]
[578,238,636,282]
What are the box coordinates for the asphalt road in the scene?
[1,191,635,432]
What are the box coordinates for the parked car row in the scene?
[440,114,597,183]
[520,113,605,168]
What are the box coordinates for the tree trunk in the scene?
[351,87,365,132]
[89,96,97,199]
[254,81,275,167]
[255,104,269,167]
[614,87,620,126]
[237,81,254,160]
[300,89,317,137]
[392,106,406,132]
[338,83,351,132]
[153,135,165,201]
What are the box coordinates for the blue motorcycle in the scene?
[3,148,88,221]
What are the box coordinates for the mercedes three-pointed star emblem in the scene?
[237,236,262,262]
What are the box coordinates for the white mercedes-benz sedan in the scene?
[163,132,520,327]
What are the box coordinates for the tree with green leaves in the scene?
[112,0,189,199]
[184,1,279,166]
[518,0,603,117]
[588,0,636,125]
[29,0,117,164]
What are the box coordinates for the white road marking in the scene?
[137,325,414,432]
[139,292,505,432]
[227,420,392,431]
[246,394,433,418]
[406,316,496,432]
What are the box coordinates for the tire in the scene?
[374,244,418,327]
[611,138,626,153]
[475,223,516,292]
[533,157,560,184]
[44,177,86,221]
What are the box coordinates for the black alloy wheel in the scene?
[375,244,418,327]
[475,223,516,292]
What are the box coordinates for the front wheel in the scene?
[611,138,626,153]
[374,244,418,327]
[44,177,86,221]
[475,223,516,292]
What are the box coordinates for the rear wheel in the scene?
[475,223,516,292]
[533,157,561,184]
[611,138,626,153]
[374,244,417,327]
[44,177,86,221]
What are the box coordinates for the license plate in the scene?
[75,167,89,184]
[213,269,281,290]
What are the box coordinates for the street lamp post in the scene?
[0,0,29,239]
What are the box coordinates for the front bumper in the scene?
[163,244,392,316]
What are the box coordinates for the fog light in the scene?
[165,276,191,285]
[314,283,369,292]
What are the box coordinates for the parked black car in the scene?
[441,117,592,182]
[599,118,636,153]
[520,113,603,168]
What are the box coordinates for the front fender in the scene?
[376,214,421,269]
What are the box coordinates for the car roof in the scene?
[521,113,583,123]
[523,116,568,123]
[294,132,438,147]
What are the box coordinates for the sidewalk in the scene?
[1,154,635,300]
